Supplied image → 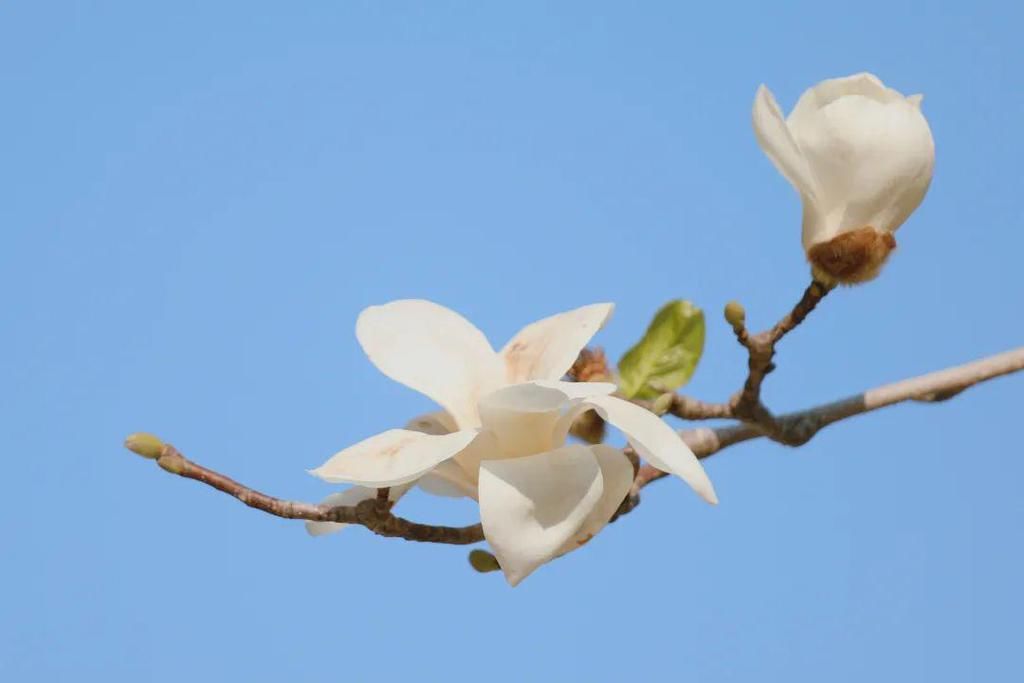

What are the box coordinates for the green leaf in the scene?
[617,300,705,399]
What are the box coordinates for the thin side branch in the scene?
[666,394,734,420]
[767,280,833,345]
[729,280,833,426]
[149,445,484,544]
[640,281,835,426]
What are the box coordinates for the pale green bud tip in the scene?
[651,392,675,416]
[724,301,746,329]
[468,549,501,573]
[124,432,165,459]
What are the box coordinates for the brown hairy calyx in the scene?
[806,226,896,285]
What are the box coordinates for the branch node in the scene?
[914,387,967,403]
[157,450,187,475]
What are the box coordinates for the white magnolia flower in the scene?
[305,299,615,536]
[753,72,935,285]
[308,300,717,585]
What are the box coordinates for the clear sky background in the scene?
[2,2,1022,681]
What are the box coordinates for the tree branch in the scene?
[727,281,833,429]
[139,443,484,544]
[633,281,835,425]
[665,394,735,420]
[129,347,1023,541]
[620,345,1024,511]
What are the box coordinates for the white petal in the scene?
[479,445,604,586]
[752,84,820,203]
[309,429,479,488]
[404,411,477,496]
[305,484,413,537]
[356,300,503,429]
[786,76,934,245]
[502,303,614,384]
[577,395,717,505]
[551,399,598,445]
[404,410,457,436]
[452,428,500,487]
[417,459,479,500]
[531,379,618,399]
[789,73,901,131]
[477,383,569,458]
[558,445,635,555]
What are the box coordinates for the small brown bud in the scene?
[569,348,611,383]
[569,409,606,444]
[468,549,501,573]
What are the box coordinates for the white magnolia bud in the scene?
[753,73,935,285]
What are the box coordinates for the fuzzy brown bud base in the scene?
[806,226,896,285]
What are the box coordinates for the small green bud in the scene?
[651,392,675,416]
[724,301,746,329]
[468,549,501,573]
[124,432,165,459]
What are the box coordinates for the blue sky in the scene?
[2,2,1022,680]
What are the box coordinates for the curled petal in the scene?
[558,445,635,555]
[788,73,902,130]
[479,445,604,586]
[309,429,479,488]
[531,379,618,399]
[502,304,614,384]
[477,383,568,458]
[752,84,820,203]
[789,73,901,127]
[576,395,717,505]
[551,400,597,446]
[356,300,503,429]
[305,484,413,537]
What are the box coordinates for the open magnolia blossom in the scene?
[305,299,616,537]
[311,380,717,585]
[306,299,716,585]
[753,72,935,285]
